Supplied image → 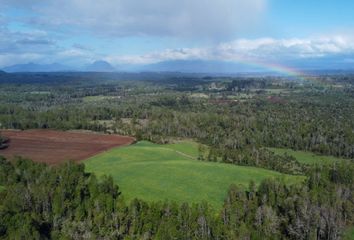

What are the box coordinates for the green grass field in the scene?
[163,140,201,159]
[268,147,345,165]
[85,141,305,207]
[344,226,354,240]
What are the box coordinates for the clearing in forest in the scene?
[85,141,305,207]
[268,147,346,165]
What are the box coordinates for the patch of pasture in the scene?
[268,147,345,165]
[85,141,305,207]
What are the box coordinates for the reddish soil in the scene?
[0,129,135,165]
[267,96,287,104]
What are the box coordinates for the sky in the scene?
[1,0,354,70]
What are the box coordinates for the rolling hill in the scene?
[85,141,305,207]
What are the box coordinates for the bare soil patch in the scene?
[0,129,135,165]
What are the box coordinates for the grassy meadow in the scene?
[268,147,346,165]
[344,226,354,240]
[85,141,305,207]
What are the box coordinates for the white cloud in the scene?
[0,53,43,67]
[106,48,209,65]
[56,45,99,65]
[0,27,69,66]
[1,11,354,69]
[105,35,354,65]
[216,36,354,59]
[1,0,267,39]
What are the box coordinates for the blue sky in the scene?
[267,0,354,37]
[1,0,354,69]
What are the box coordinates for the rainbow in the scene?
[230,56,310,81]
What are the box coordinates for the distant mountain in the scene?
[138,60,263,73]
[136,58,354,74]
[85,60,116,72]
[0,70,7,75]
[3,63,71,73]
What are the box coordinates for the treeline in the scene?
[0,157,353,239]
[129,95,354,173]
[137,93,354,158]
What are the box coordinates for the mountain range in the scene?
[2,58,354,74]
[138,60,264,73]
[84,60,116,72]
[2,60,116,73]
[3,60,247,73]
[3,63,71,73]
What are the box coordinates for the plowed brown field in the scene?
[0,130,135,165]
